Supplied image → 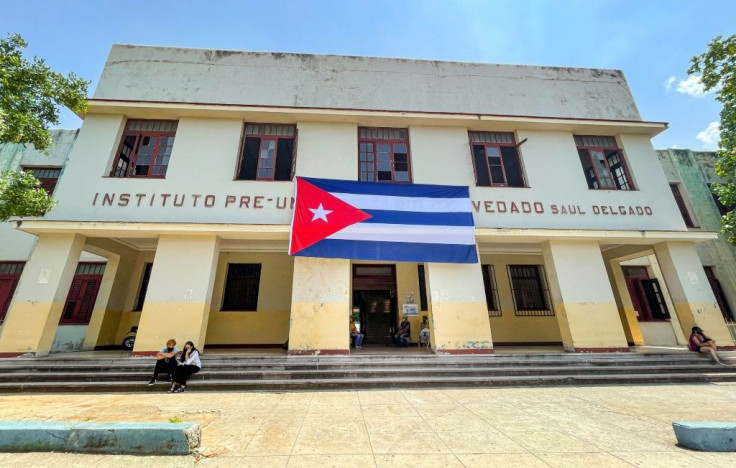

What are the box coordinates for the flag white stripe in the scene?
[327,223,476,245]
[331,192,471,213]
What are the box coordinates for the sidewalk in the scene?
[0,383,734,467]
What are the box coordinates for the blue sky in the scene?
[3,0,734,150]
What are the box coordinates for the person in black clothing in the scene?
[170,341,202,393]
[148,339,179,385]
[395,316,411,347]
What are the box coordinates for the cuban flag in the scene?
[289,177,477,263]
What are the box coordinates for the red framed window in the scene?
[0,262,24,324]
[358,127,411,183]
[469,132,526,187]
[237,124,296,181]
[60,263,106,325]
[575,135,633,190]
[23,167,62,195]
[221,264,262,311]
[110,120,178,178]
[670,184,695,227]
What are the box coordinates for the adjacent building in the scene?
[0,45,732,357]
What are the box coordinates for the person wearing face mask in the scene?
[169,341,202,393]
[148,339,180,386]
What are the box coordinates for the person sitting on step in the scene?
[148,339,179,385]
[419,316,430,348]
[350,318,364,349]
[170,341,202,393]
[395,316,411,347]
[689,326,727,365]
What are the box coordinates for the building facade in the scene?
[0,45,732,357]
[657,149,736,328]
[0,130,112,353]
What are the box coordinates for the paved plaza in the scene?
[0,384,734,467]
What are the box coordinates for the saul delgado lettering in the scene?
[91,193,295,209]
[472,200,653,216]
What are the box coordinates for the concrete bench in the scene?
[0,421,200,455]
[672,422,736,452]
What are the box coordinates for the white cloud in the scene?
[696,121,721,150]
[664,75,714,97]
[664,76,676,90]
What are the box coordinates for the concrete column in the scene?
[425,262,493,354]
[0,233,85,357]
[82,254,120,350]
[605,259,644,346]
[542,240,629,352]
[133,235,220,354]
[647,254,687,345]
[288,257,350,355]
[653,241,735,348]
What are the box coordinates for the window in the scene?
[481,265,501,316]
[237,124,296,181]
[110,120,178,178]
[23,167,62,195]
[358,127,411,182]
[134,263,153,311]
[670,184,695,227]
[222,264,261,311]
[709,184,733,216]
[507,265,553,316]
[60,263,105,325]
[575,135,633,190]
[0,262,24,324]
[469,132,525,187]
[417,265,428,311]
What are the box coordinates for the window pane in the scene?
[134,136,157,176]
[592,150,615,188]
[239,137,260,180]
[222,264,261,311]
[578,149,598,189]
[486,147,506,185]
[274,138,294,181]
[500,146,524,187]
[472,145,491,186]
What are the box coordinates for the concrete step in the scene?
[1,363,732,383]
[1,371,735,393]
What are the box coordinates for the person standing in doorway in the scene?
[170,341,202,393]
[148,339,179,385]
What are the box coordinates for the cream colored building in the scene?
[0,45,732,357]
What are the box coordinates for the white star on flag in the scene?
[308,203,332,222]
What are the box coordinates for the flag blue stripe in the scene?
[361,210,474,226]
[302,177,469,199]
[297,239,478,264]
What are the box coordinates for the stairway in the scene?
[0,352,734,393]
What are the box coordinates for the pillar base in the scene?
[435,348,494,355]
[287,349,350,356]
[570,347,630,353]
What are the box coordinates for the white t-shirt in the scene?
[159,347,179,362]
[184,350,201,368]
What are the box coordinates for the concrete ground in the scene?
[0,384,734,467]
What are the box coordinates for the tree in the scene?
[0,33,88,220]
[690,35,736,243]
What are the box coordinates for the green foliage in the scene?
[690,35,736,243]
[0,170,56,221]
[0,33,88,221]
[0,33,88,151]
[168,416,182,423]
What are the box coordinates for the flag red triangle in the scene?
[289,177,372,255]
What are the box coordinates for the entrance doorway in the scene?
[622,266,670,321]
[352,265,397,346]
